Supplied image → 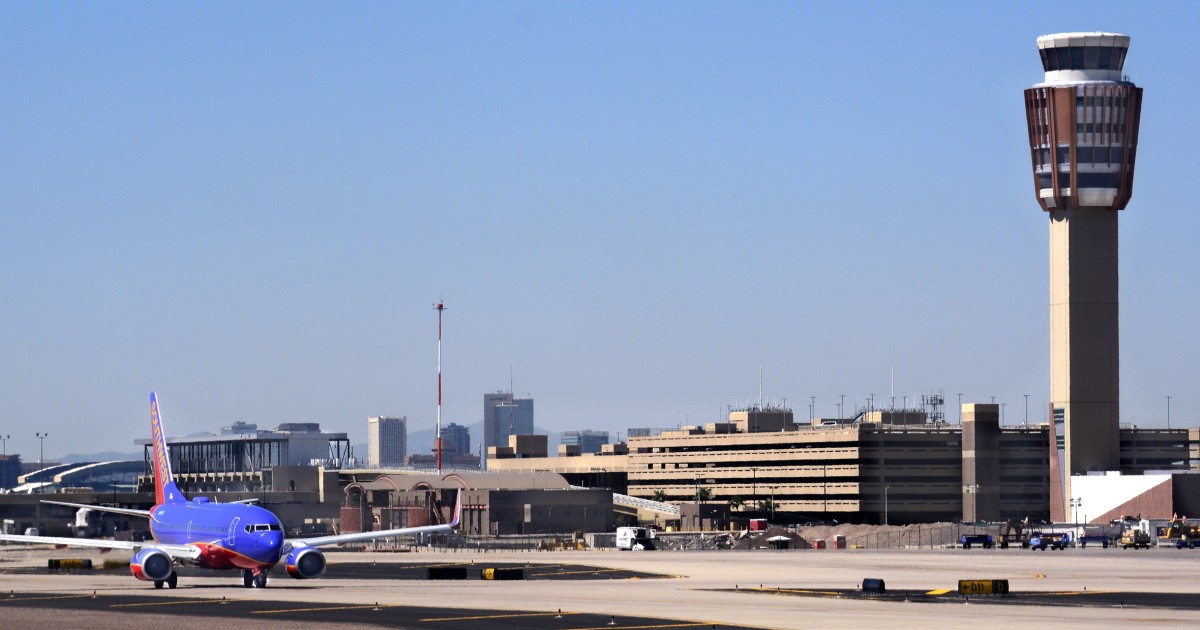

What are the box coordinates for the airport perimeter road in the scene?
[4,546,1200,628]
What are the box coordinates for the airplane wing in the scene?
[286,489,461,550]
[0,533,201,560]
[41,500,151,518]
[287,522,453,549]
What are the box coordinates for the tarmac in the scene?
[3,544,1200,628]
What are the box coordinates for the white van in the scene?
[616,526,656,550]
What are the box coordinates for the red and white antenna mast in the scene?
[434,301,446,474]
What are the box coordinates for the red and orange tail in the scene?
[150,393,184,505]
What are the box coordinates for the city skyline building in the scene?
[483,392,534,450]
[367,416,407,467]
[1023,33,1143,500]
[441,422,470,456]
[560,430,610,455]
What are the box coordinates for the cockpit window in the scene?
[269,524,282,531]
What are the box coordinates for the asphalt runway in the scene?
[5,546,1200,628]
[0,591,755,630]
[718,585,1200,611]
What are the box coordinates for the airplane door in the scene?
[226,517,240,548]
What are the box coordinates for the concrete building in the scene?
[491,405,1054,525]
[1023,33,1143,499]
[136,422,351,473]
[368,416,407,467]
[338,471,612,536]
[561,430,609,454]
[0,454,21,490]
[441,422,470,456]
[483,392,534,459]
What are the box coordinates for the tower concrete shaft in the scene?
[1023,33,1142,483]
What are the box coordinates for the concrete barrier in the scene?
[481,567,524,580]
[427,566,468,580]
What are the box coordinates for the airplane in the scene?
[0,392,461,589]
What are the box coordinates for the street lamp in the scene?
[36,432,48,493]
[751,466,757,505]
[1070,498,1082,525]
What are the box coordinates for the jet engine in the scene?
[285,547,326,579]
[130,548,173,582]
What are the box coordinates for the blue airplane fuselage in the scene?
[150,498,284,571]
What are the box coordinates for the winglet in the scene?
[449,489,462,528]
[149,393,185,505]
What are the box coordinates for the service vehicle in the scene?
[616,526,656,551]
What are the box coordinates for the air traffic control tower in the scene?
[1023,33,1143,490]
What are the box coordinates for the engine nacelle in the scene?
[130,548,173,582]
[285,547,326,579]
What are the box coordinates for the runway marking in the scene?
[926,589,952,595]
[110,598,241,608]
[252,603,399,614]
[573,623,714,630]
[420,611,581,622]
[0,594,97,604]
[527,568,627,578]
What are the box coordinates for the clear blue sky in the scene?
[3,2,1198,458]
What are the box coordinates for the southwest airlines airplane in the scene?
[0,393,460,589]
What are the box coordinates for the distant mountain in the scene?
[61,451,142,464]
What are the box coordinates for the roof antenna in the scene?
[759,362,763,409]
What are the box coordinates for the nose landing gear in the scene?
[243,569,268,588]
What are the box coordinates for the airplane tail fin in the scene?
[449,489,462,528]
[150,393,185,505]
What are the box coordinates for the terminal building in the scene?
[489,404,1200,526]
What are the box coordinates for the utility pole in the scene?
[434,302,446,474]
[36,432,48,493]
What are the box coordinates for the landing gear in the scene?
[167,571,178,589]
[154,580,164,589]
[243,569,268,588]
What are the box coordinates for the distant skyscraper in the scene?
[1023,32,1142,493]
[483,392,534,450]
[561,430,609,454]
[368,416,407,467]
[442,423,470,456]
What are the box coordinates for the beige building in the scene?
[491,405,1051,524]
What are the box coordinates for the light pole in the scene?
[1167,396,1172,430]
[751,466,757,506]
[957,393,963,423]
[1,434,9,456]
[884,485,890,526]
[36,432,48,493]
[770,486,776,522]
[839,394,845,419]
[694,474,700,531]
[1024,394,1030,425]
